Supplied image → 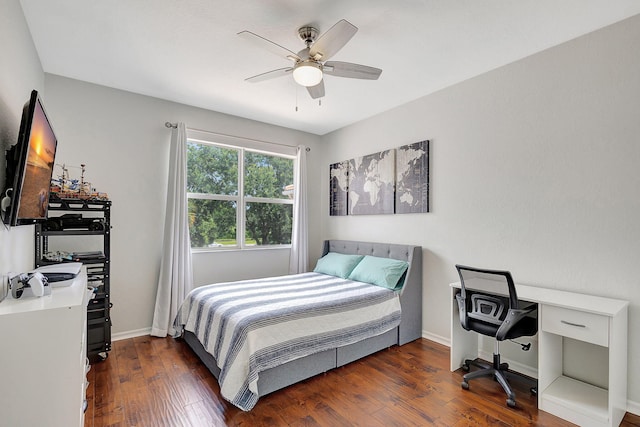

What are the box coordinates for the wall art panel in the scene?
[329,161,349,216]
[396,140,430,213]
[348,149,395,215]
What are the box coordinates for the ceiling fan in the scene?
[238,19,382,99]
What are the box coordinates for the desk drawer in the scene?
[541,305,609,347]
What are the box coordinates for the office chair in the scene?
[454,264,538,407]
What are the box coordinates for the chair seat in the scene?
[466,315,537,340]
[503,315,537,339]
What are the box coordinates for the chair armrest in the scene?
[455,293,469,330]
[496,304,537,341]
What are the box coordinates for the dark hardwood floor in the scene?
[85,336,640,426]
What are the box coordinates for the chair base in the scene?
[461,354,517,407]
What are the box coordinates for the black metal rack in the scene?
[35,197,112,360]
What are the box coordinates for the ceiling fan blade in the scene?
[245,67,293,83]
[306,80,325,99]
[324,61,382,80]
[238,30,301,61]
[309,19,357,61]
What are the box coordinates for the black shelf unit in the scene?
[35,197,112,360]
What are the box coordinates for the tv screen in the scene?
[2,90,58,226]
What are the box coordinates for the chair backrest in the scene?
[468,293,506,325]
[455,265,520,331]
[455,264,519,309]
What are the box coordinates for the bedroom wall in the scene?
[0,0,44,288]
[320,14,640,408]
[42,74,322,338]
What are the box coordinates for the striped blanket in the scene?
[173,272,401,411]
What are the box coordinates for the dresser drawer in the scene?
[541,305,609,347]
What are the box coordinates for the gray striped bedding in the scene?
[173,272,401,411]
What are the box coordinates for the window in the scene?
[186,138,294,249]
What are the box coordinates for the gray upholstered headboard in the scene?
[322,240,423,345]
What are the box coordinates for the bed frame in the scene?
[183,239,423,399]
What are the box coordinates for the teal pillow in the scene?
[347,255,409,290]
[313,252,364,278]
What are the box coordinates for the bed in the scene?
[175,240,422,411]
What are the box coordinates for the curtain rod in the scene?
[164,122,310,152]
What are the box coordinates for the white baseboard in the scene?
[112,327,151,341]
[627,399,640,416]
[422,330,450,347]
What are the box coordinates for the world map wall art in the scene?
[329,140,430,216]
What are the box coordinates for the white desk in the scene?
[450,281,628,427]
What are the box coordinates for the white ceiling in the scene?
[19,0,640,135]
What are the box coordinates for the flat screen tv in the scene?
[2,90,58,227]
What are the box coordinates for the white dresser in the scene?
[0,269,89,427]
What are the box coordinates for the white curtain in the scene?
[151,122,193,337]
[289,145,308,274]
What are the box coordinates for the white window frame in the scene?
[186,130,296,251]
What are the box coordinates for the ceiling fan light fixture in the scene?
[293,61,323,87]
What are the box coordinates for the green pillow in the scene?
[347,255,409,290]
[313,252,364,278]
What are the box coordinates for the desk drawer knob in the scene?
[560,320,586,328]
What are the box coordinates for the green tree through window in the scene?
[186,141,294,249]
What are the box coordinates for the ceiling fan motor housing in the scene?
[297,26,319,46]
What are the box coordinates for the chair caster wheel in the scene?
[507,398,516,408]
[462,363,470,372]
[461,381,469,390]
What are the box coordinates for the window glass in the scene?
[186,139,294,250]
[188,199,236,248]
[187,142,237,195]
[244,152,293,199]
[245,202,292,246]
